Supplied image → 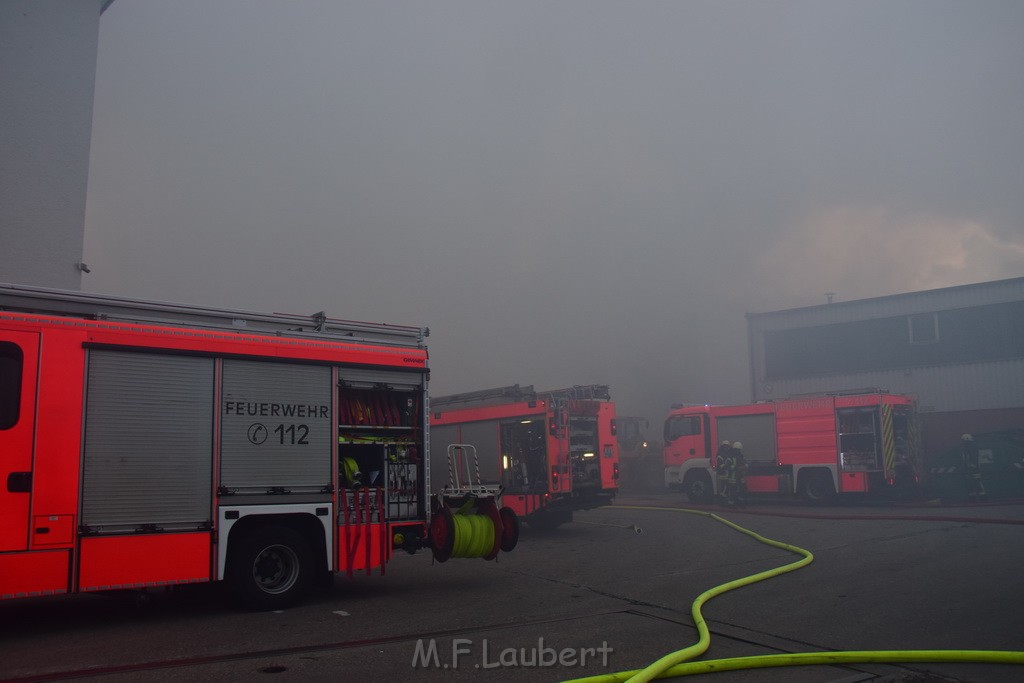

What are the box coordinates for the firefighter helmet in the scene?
[732,441,743,450]
[721,440,731,446]
[961,433,973,442]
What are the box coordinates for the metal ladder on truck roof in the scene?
[538,385,611,402]
[431,385,537,408]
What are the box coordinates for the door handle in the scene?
[7,471,32,493]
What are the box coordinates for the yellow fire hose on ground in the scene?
[563,505,1024,683]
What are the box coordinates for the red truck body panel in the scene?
[430,386,619,524]
[1,286,432,602]
[663,392,919,502]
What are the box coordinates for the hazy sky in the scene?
[83,1,1024,431]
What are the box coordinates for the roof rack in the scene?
[0,282,427,347]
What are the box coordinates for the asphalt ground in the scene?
[1,491,1022,682]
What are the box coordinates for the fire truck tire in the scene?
[228,525,314,610]
[684,472,714,504]
[799,470,836,505]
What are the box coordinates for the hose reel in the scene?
[430,444,520,562]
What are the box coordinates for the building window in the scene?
[762,300,1024,380]
[0,342,23,430]
[908,313,939,344]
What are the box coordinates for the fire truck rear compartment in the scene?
[569,416,600,490]
[500,420,548,493]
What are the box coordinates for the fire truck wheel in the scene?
[684,472,714,504]
[228,525,313,610]
[799,470,836,505]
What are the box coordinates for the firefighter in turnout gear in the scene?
[715,440,733,502]
[718,441,747,507]
[730,441,748,506]
[960,434,986,498]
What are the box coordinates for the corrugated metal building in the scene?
[746,277,1024,458]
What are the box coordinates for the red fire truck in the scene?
[0,284,515,609]
[430,385,620,528]
[663,391,920,504]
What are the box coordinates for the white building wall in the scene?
[0,0,107,289]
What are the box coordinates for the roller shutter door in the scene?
[220,359,332,492]
[81,351,214,531]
